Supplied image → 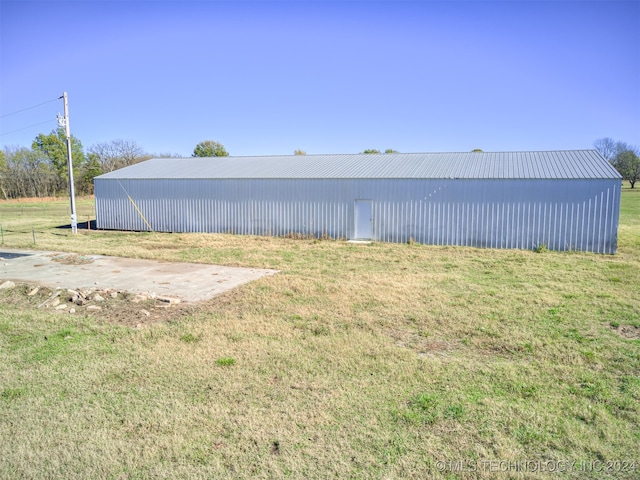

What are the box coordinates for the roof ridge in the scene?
[157,149,599,160]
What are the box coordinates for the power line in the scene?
[0,119,53,137]
[0,97,59,119]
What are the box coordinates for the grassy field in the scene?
[0,188,638,479]
[0,196,96,245]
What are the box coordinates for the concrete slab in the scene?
[0,248,277,303]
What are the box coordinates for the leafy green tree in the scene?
[363,149,399,154]
[294,149,306,156]
[192,140,229,157]
[32,128,85,192]
[614,148,640,189]
[79,154,103,194]
[471,148,483,152]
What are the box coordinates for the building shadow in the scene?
[0,251,34,259]
[55,220,97,230]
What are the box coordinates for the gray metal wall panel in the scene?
[95,177,620,253]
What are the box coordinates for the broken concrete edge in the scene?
[157,296,181,305]
[0,280,16,290]
[37,289,61,308]
[1,280,185,312]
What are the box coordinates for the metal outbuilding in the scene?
[94,150,622,253]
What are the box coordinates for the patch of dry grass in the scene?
[0,189,639,479]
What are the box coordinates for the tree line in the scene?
[0,135,386,199]
[2,132,637,200]
[0,129,159,199]
[593,138,640,188]
[0,131,221,200]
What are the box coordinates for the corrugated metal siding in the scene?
[95,177,620,253]
[95,150,621,181]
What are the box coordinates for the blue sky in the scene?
[1,0,638,157]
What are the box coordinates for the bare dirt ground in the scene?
[611,324,640,340]
[0,281,200,327]
[0,283,199,328]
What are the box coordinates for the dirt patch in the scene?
[0,282,195,327]
[611,325,640,340]
[387,328,457,357]
[48,253,95,265]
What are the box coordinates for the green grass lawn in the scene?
[0,188,638,479]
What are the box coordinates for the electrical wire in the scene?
[0,119,54,137]
[0,97,59,118]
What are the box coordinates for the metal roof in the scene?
[96,150,621,180]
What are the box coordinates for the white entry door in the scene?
[354,200,372,240]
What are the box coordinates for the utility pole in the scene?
[58,92,77,234]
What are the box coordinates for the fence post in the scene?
[32,227,36,245]
[0,224,3,244]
